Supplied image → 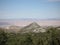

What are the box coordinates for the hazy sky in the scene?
[0,0,60,19]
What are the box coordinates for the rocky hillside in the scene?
[20,22,46,33]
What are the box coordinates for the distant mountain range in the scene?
[0,19,60,27]
[0,18,60,21]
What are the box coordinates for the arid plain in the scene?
[0,19,60,27]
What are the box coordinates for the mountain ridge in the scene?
[19,22,46,33]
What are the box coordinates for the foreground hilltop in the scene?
[20,22,46,33]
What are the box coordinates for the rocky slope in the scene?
[20,22,46,33]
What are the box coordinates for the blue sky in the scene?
[0,0,60,19]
